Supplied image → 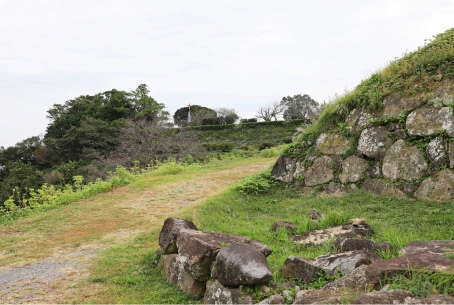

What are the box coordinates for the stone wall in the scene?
[272,78,454,201]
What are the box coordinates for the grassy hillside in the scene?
[284,28,454,155]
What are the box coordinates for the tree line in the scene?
[0,84,324,208]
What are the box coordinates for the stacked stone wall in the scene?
[272,79,454,201]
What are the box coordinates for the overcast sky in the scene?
[0,0,453,148]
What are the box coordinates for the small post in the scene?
[187,103,192,124]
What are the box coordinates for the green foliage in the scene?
[173,105,217,126]
[234,172,280,195]
[258,142,274,151]
[260,148,279,158]
[281,94,321,120]
[204,142,234,152]
[44,84,166,162]
[384,270,454,297]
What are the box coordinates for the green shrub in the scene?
[258,142,274,150]
[260,148,279,158]
[235,172,278,195]
[204,142,234,152]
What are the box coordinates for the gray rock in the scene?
[339,155,369,183]
[292,225,360,246]
[308,209,322,220]
[361,178,406,198]
[204,279,254,304]
[333,237,392,254]
[383,93,424,116]
[382,139,428,181]
[159,218,198,254]
[271,156,296,183]
[414,169,454,201]
[316,132,352,155]
[176,229,272,282]
[321,182,346,195]
[426,137,447,165]
[365,252,454,290]
[304,156,334,186]
[357,126,392,160]
[160,254,205,299]
[292,265,370,304]
[400,240,454,256]
[449,142,454,169]
[345,108,375,131]
[216,243,273,287]
[406,107,454,137]
[314,250,380,276]
[281,256,323,284]
[351,289,413,304]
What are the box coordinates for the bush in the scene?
[260,148,279,158]
[204,142,234,152]
[235,172,278,195]
[258,142,274,150]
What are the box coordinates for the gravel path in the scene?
[0,159,274,303]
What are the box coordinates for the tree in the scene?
[44,84,167,162]
[280,94,319,120]
[101,119,206,171]
[255,102,284,121]
[216,108,239,124]
[173,105,217,126]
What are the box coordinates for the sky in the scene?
[0,0,453,148]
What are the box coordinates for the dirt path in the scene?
[0,158,274,303]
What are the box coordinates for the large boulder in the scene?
[357,126,392,160]
[203,279,254,304]
[345,108,375,131]
[383,92,424,116]
[292,264,371,304]
[281,256,323,283]
[281,251,379,284]
[406,107,454,137]
[216,243,273,287]
[159,218,198,254]
[414,169,454,201]
[160,254,205,299]
[382,139,428,181]
[361,178,406,198]
[339,155,369,183]
[313,250,380,276]
[316,132,352,155]
[271,156,296,183]
[291,225,360,246]
[333,237,392,254]
[176,229,272,282]
[304,156,334,186]
[426,137,447,166]
[400,240,454,256]
[365,252,454,289]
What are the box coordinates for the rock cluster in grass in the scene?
[156,217,454,304]
[272,79,454,201]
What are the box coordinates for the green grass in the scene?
[81,176,454,303]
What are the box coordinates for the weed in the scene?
[383,270,454,297]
